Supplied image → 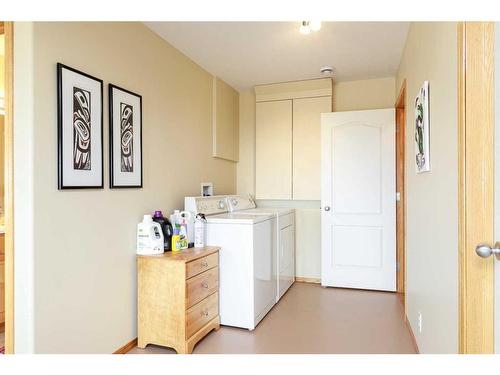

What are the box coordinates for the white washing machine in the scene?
[227,195,295,301]
[185,196,277,330]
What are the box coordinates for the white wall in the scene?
[237,78,395,280]
[13,22,35,353]
[396,22,458,353]
[14,22,237,353]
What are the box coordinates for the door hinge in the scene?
[396,192,401,201]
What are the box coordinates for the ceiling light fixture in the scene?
[320,66,334,77]
[310,21,322,32]
[299,21,322,35]
[299,21,311,35]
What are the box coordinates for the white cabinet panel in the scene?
[292,96,332,200]
[255,100,292,199]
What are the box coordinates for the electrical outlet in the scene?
[417,311,423,333]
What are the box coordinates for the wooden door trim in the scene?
[2,21,14,354]
[395,80,406,301]
[113,338,138,354]
[458,22,495,354]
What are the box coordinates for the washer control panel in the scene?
[185,195,228,216]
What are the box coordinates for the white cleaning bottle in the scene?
[137,214,164,255]
[170,210,181,229]
[194,213,206,248]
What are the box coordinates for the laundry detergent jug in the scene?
[137,214,164,255]
[152,210,173,251]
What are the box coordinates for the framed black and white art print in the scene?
[109,84,143,188]
[57,63,104,189]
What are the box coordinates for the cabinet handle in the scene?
[201,261,208,268]
[200,309,209,317]
[201,281,209,288]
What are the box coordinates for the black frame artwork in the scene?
[57,63,104,189]
[108,84,143,188]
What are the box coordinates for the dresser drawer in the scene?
[186,267,219,309]
[186,292,218,339]
[186,253,218,279]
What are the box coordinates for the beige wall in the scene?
[396,22,458,353]
[333,77,395,112]
[237,78,396,279]
[213,76,239,162]
[15,22,237,353]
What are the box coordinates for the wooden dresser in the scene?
[137,246,220,354]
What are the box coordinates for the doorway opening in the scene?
[395,80,406,308]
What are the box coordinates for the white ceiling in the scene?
[145,22,410,92]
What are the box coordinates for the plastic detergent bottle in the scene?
[170,210,180,226]
[137,214,164,255]
[152,210,173,251]
[171,228,181,252]
[172,224,188,252]
[178,223,189,250]
[194,213,207,248]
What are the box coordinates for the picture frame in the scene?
[414,81,430,173]
[57,63,104,189]
[109,84,143,188]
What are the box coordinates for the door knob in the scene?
[324,206,331,211]
[475,242,500,258]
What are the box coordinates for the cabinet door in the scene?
[256,100,292,199]
[292,96,332,200]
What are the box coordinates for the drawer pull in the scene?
[200,309,209,317]
[201,261,209,268]
[201,281,209,289]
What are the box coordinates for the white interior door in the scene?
[321,109,396,291]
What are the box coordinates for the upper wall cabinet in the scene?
[212,76,239,162]
[256,100,293,199]
[293,96,332,200]
[255,78,332,200]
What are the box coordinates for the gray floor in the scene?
[128,282,417,354]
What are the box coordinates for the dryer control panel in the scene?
[227,195,257,212]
